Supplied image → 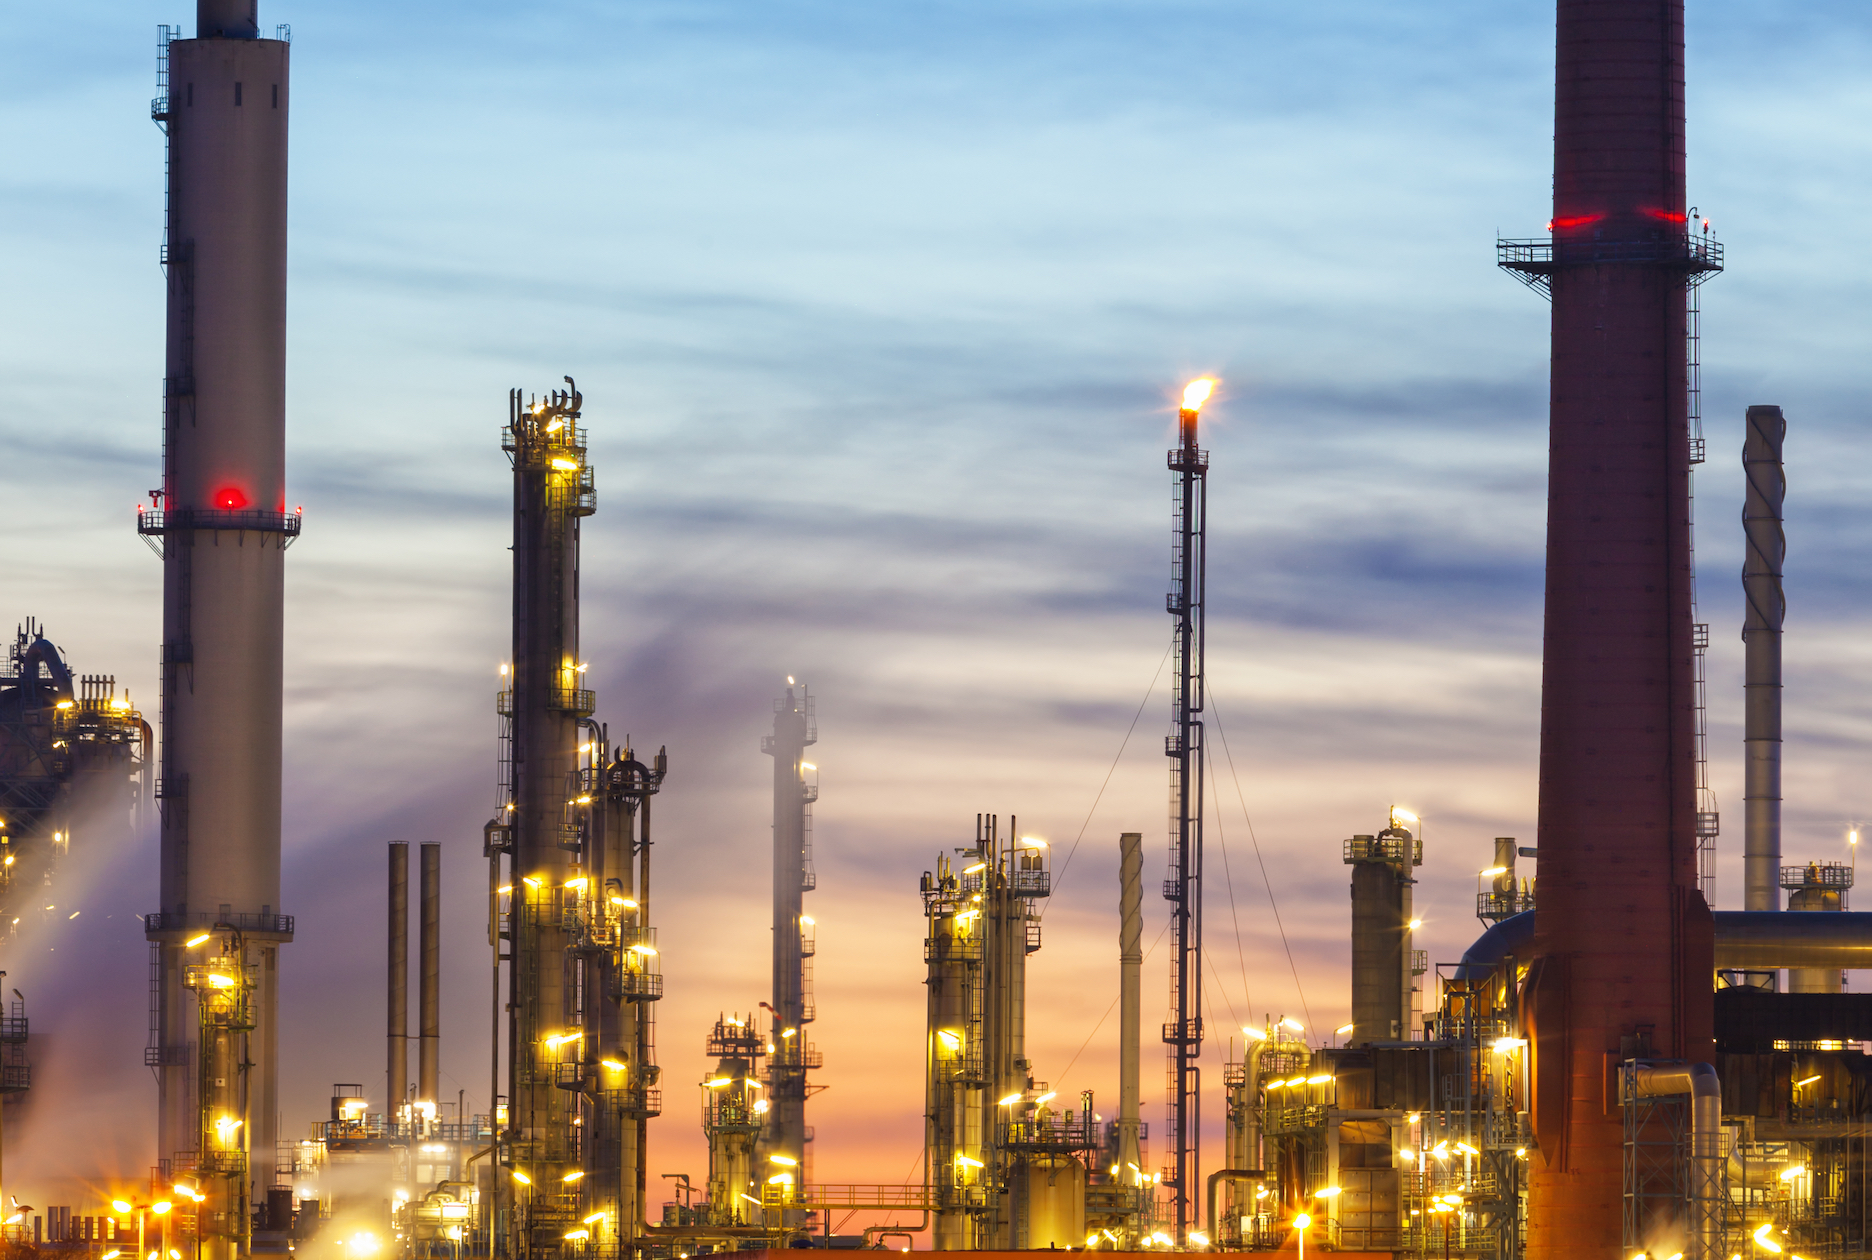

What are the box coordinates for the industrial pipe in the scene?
[1743,405,1786,915]
[1626,1062,1720,1260]
[388,843,408,1114]
[1462,909,1872,976]
[419,841,439,1112]
[1204,1169,1262,1248]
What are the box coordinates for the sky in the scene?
[4,0,1872,1226]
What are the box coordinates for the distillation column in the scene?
[582,742,664,1254]
[921,817,1053,1250]
[702,1015,767,1226]
[146,0,296,1200]
[762,685,818,1177]
[1343,818,1421,1045]
[497,381,595,1258]
[1513,2,1719,1254]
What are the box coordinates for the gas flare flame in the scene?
[1181,378,1216,411]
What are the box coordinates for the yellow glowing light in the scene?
[753,1100,769,1113]
[1291,1213,1311,1231]
[565,876,588,889]
[954,1155,984,1170]
[1455,1142,1479,1156]
[706,1077,734,1088]
[767,1173,794,1185]
[937,1029,962,1051]
[1492,1037,1527,1053]
[769,1155,799,1166]
[1314,1187,1341,1199]
[545,419,564,434]
[551,458,579,471]
[1021,837,1047,848]
[781,1027,797,1038]
[1853,830,1861,846]
[1795,1076,1822,1089]
[56,700,74,710]
[1033,1091,1058,1105]
[1754,1222,1783,1253]
[1242,1025,1266,1040]
[1480,866,1508,878]
[1781,1164,1807,1181]
[998,1093,1023,1106]
[583,1213,606,1225]
[800,915,814,925]
[962,862,987,875]
[545,1032,584,1048]
[522,877,542,888]
[1188,1232,1209,1247]
[185,933,211,947]
[512,1171,532,1185]
[1181,379,1215,411]
[150,1202,172,1216]
[112,1201,133,1214]
[602,1059,626,1072]
[1409,918,1423,930]
[1335,1024,1354,1036]
[1391,807,1418,823]
[562,1171,585,1182]
[800,762,816,772]
[563,1231,589,1242]
[1281,1018,1304,1032]
[631,944,658,956]
[1306,1074,1332,1085]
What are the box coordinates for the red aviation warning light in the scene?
[215,486,249,510]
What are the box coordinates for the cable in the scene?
[1207,780,1254,1026]
[1052,917,1171,1092]
[1044,634,1175,916]
[1208,690,1314,1035]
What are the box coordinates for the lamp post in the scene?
[111,1199,172,1260]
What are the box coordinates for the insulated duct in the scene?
[1117,832,1142,1178]
[1626,1061,1721,1260]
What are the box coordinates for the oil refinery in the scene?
[5,0,1872,1259]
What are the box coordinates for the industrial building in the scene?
[10,0,1872,1257]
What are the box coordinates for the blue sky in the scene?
[3,0,1871,1208]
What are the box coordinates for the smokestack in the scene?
[1506,0,1720,1254]
[388,843,408,1112]
[1117,832,1142,1173]
[148,0,294,1216]
[1742,405,1786,915]
[419,841,440,1109]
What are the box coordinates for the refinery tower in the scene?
[140,2,297,1251]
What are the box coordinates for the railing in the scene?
[763,1184,935,1210]
[1782,862,1854,891]
[0,1016,26,1043]
[144,911,294,935]
[137,508,303,536]
[1477,890,1534,920]
[1167,447,1210,472]
[1005,1113,1100,1151]
[1344,834,1423,865]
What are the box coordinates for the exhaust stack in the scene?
[1742,405,1786,915]
[419,841,440,1110]
[389,842,408,1112]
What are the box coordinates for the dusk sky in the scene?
[4,0,1872,1219]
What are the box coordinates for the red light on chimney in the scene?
[215,486,249,510]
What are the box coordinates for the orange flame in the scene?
[1181,378,1216,411]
